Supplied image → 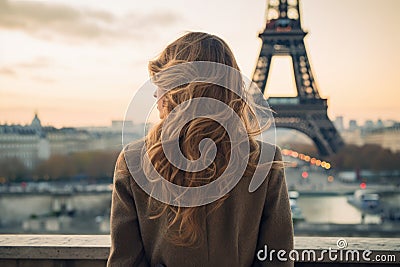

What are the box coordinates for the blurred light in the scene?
[321,161,326,168]
[292,151,299,158]
[316,160,321,166]
[360,182,367,189]
[327,176,334,183]
[301,171,309,179]
[325,163,331,169]
[310,158,316,164]
[304,155,310,162]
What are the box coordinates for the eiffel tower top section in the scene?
[262,0,305,35]
[252,0,345,156]
[254,0,323,101]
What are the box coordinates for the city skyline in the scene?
[1,111,396,131]
[1,0,400,127]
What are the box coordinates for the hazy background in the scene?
[1,0,400,127]
[1,0,400,237]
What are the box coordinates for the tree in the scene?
[0,157,28,182]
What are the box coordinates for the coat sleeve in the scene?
[107,150,150,267]
[253,147,294,267]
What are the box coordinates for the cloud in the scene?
[0,0,181,43]
[31,76,56,84]
[0,57,61,83]
[16,57,53,69]
[0,67,16,76]
[0,57,54,78]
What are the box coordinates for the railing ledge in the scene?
[0,235,399,265]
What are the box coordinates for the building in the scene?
[0,113,50,169]
[348,120,359,132]
[0,113,144,170]
[363,123,400,152]
[333,116,344,132]
[336,119,364,146]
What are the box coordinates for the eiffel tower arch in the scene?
[252,0,344,156]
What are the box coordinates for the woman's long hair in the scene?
[146,32,267,247]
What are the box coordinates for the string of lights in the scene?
[281,149,332,170]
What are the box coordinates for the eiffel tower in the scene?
[252,0,344,156]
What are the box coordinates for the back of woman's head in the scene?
[145,32,261,247]
[149,32,239,73]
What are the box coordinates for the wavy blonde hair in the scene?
[146,32,267,247]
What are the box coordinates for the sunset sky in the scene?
[1,0,400,128]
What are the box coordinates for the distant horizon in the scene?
[1,111,398,129]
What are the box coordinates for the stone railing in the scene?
[0,235,399,266]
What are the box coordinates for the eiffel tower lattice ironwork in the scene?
[252,0,344,156]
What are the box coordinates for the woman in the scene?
[107,32,293,267]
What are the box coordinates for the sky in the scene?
[1,0,400,128]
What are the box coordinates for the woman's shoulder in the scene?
[256,140,282,162]
[121,138,145,160]
[123,138,145,153]
[118,138,146,172]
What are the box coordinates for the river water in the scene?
[296,194,400,224]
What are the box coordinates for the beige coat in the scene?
[107,140,294,267]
